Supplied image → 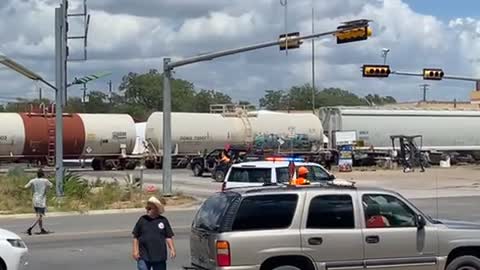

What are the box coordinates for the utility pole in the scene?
[54,4,66,197]
[54,0,90,197]
[108,80,112,103]
[39,87,42,101]
[420,83,429,102]
[162,19,373,195]
[311,1,316,112]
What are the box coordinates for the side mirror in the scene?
[328,174,336,180]
[417,215,426,229]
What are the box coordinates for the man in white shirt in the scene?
[24,169,53,235]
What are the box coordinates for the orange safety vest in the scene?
[291,177,309,185]
[221,154,230,163]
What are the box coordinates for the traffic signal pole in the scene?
[392,70,480,82]
[161,22,372,195]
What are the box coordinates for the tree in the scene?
[259,84,396,110]
[118,69,197,113]
[259,90,287,110]
[364,94,396,105]
[194,89,232,113]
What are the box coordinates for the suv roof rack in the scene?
[240,181,357,194]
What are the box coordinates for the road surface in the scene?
[1,196,480,270]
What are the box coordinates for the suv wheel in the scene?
[272,267,302,270]
[193,164,203,177]
[447,255,480,270]
[214,170,226,182]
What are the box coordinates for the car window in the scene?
[363,194,416,228]
[193,192,239,232]
[296,165,330,182]
[307,195,354,229]
[276,167,290,183]
[232,194,298,231]
[227,167,271,183]
[208,150,221,158]
[308,166,331,181]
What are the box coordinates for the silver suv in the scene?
[188,184,480,270]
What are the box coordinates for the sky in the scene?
[0,0,479,105]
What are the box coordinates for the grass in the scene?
[0,169,195,215]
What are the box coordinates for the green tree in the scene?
[118,69,196,113]
[194,89,232,112]
[364,94,396,105]
[259,84,396,110]
[259,90,287,110]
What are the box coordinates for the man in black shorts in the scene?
[24,169,53,235]
[132,196,176,270]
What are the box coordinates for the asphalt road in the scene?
[1,196,480,270]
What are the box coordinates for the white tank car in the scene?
[133,122,147,155]
[145,111,323,154]
[0,113,25,157]
[78,114,137,156]
[320,107,480,151]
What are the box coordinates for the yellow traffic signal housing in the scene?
[362,65,391,77]
[279,32,303,51]
[423,68,444,80]
[336,26,372,44]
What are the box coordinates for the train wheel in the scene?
[92,158,105,171]
[104,160,115,171]
[145,159,155,169]
[125,161,137,170]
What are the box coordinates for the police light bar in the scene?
[265,157,304,162]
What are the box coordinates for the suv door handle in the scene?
[308,237,323,245]
[365,235,380,244]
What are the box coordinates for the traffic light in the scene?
[423,68,444,80]
[336,26,372,44]
[362,65,391,77]
[279,32,303,50]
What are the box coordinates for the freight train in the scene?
[319,107,480,162]
[143,110,326,168]
[0,112,138,170]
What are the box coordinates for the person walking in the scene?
[132,196,176,270]
[24,168,53,235]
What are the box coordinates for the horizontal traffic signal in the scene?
[336,26,372,44]
[279,32,303,50]
[423,68,444,80]
[362,65,391,78]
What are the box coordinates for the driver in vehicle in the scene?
[365,203,390,228]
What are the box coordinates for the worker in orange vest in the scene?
[291,166,310,185]
[220,150,231,164]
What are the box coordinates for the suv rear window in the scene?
[232,194,298,231]
[307,195,354,229]
[193,192,239,232]
[228,167,271,183]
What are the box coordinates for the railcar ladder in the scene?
[47,117,56,166]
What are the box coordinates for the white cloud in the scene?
[0,0,479,104]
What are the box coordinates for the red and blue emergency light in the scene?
[265,157,304,162]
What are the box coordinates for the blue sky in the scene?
[404,0,479,20]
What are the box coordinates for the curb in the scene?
[0,204,200,220]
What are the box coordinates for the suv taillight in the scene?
[216,240,231,267]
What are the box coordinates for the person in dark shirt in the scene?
[132,196,176,270]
